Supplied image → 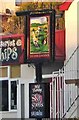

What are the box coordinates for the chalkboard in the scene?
[29,83,50,118]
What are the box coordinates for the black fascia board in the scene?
[16,9,54,16]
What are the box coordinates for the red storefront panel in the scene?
[55,29,65,61]
[0,34,24,65]
[0,30,65,65]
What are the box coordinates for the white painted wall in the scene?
[0,0,15,13]
[64,0,79,118]
[77,1,79,80]
[65,0,77,61]
[1,112,17,119]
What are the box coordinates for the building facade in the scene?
[52,0,79,118]
[1,0,79,119]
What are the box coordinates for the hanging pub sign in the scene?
[0,34,24,65]
[29,83,50,118]
[26,11,55,63]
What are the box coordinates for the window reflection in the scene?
[11,81,17,110]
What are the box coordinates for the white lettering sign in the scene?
[0,38,22,62]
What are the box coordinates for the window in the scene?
[0,80,17,111]
[0,80,8,111]
[10,65,20,78]
[0,67,8,77]
[11,81,17,110]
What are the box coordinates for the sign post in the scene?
[16,9,55,119]
[35,63,43,120]
[35,62,42,83]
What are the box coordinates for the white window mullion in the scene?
[50,82,52,118]
[9,79,11,111]
[8,66,10,78]
[54,78,56,118]
[8,66,11,111]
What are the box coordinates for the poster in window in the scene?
[27,13,53,62]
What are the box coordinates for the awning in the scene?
[59,0,73,11]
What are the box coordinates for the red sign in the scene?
[0,34,24,65]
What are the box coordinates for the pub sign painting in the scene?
[0,34,24,65]
[27,13,52,62]
[29,83,50,118]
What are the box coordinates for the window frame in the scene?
[0,66,18,112]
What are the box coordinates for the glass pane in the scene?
[0,81,2,111]
[11,81,17,110]
[0,67,8,77]
[10,65,20,78]
[0,80,8,111]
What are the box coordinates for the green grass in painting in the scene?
[30,22,49,53]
